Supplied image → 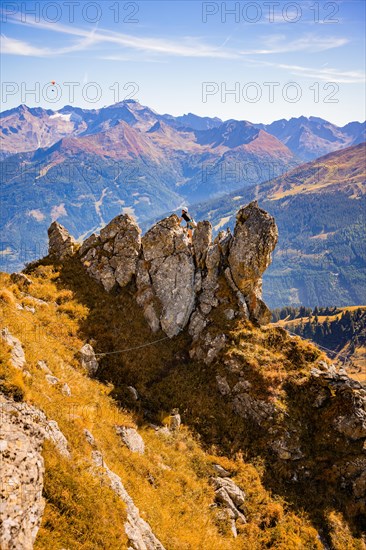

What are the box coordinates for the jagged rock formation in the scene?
[0,395,70,549]
[48,221,77,260]
[79,214,141,292]
[137,215,196,337]
[48,201,277,338]
[41,201,365,531]
[228,202,278,324]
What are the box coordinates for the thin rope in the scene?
[94,335,171,356]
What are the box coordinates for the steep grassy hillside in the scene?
[0,266,338,550]
[193,143,366,308]
[1,253,365,548]
[272,306,366,383]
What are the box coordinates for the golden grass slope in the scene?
[0,263,365,549]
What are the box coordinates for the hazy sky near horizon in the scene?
[1,0,365,124]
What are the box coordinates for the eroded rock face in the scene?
[228,201,278,324]
[0,394,71,549]
[47,202,278,338]
[79,214,141,292]
[48,221,77,260]
[0,398,45,550]
[139,215,196,338]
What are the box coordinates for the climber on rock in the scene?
[179,207,196,241]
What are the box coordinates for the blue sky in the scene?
[1,0,365,124]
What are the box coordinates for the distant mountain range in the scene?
[1,101,364,160]
[192,143,366,309]
[255,116,365,161]
[0,100,365,277]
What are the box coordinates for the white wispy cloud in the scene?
[2,15,239,59]
[1,35,48,56]
[240,34,349,54]
[251,59,365,83]
[2,13,349,61]
[1,26,100,56]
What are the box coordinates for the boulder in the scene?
[61,383,72,397]
[48,221,77,260]
[115,426,145,454]
[212,477,246,508]
[78,344,99,376]
[84,429,96,447]
[45,374,59,386]
[213,464,231,477]
[128,386,139,401]
[212,476,246,526]
[216,375,231,396]
[169,409,181,431]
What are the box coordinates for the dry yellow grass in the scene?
[1,264,364,549]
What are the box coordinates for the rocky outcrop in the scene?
[47,201,277,340]
[0,395,71,549]
[1,328,26,369]
[0,399,45,550]
[311,363,366,441]
[228,202,278,324]
[211,476,246,538]
[138,215,195,337]
[216,356,366,517]
[79,214,141,292]
[91,450,166,550]
[48,221,77,260]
